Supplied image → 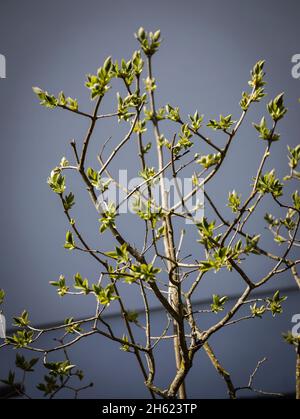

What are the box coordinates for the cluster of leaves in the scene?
[189,111,204,132]
[1,354,38,391]
[256,170,283,197]
[196,152,222,169]
[64,317,82,334]
[135,27,161,57]
[37,361,86,397]
[197,218,220,250]
[250,291,287,318]
[199,245,240,273]
[207,114,235,132]
[120,263,161,284]
[1,351,87,398]
[63,192,75,211]
[92,284,119,305]
[13,310,30,328]
[133,198,163,228]
[239,60,266,110]
[197,218,261,266]
[50,272,119,306]
[32,87,78,111]
[47,170,66,194]
[50,274,70,296]
[264,207,299,245]
[211,295,228,313]
[253,93,287,142]
[99,203,117,233]
[64,231,76,250]
[283,331,300,346]
[15,354,39,372]
[286,144,300,180]
[6,26,300,400]
[106,243,129,265]
[3,311,33,349]
[117,92,146,121]
[85,56,113,99]
[87,167,111,192]
[253,117,280,142]
[267,93,287,122]
[139,166,157,182]
[73,272,90,294]
[173,124,193,154]
[165,104,181,122]
[111,51,144,86]
[227,190,241,213]
[6,330,34,348]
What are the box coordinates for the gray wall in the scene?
[0,0,299,398]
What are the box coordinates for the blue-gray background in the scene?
[0,0,299,398]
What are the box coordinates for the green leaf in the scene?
[264,213,279,227]
[63,192,75,211]
[250,303,266,318]
[292,191,300,211]
[253,117,280,141]
[92,283,119,305]
[64,230,75,250]
[44,360,75,377]
[165,104,181,122]
[99,204,117,233]
[64,317,82,334]
[207,114,235,131]
[211,295,228,313]
[66,97,78,111]
[85,56,113,100]
[6,330,34,348]
[87,167,100,187]
[139,167,156,181]
[120,335,130,351]
[196,153,222,169]
[287,145,300,170]
[13,310,30,328]
[129,263,161,283]
[32,87,58,108]
[189,111,204,131]
[227,190,241,213]
[256,170,283,197]
[266,291,287,317]
[1,370,15,386]
[73,273,90,294]
[135,27,161,56]
[15,354,39,372]
[244,234,261,255]
[248,60,266,90]
[267,93,287,122]
[105,243,129,265]
[37,375,59,396]
[47,170,66,194]
[283,331,300,346]
[50,274,69,296]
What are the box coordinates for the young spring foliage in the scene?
[2,27,299,400]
